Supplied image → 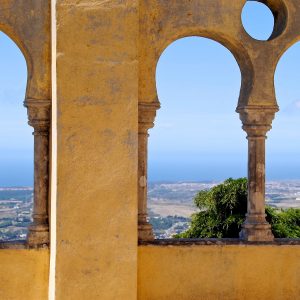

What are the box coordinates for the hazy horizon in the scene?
[3,177,300,188]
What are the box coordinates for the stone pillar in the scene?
[238,107,277,242]
[138,102,160,241]
[24,99,51,247]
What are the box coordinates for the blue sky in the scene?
[148,2,300,181]
[0,2,300,185]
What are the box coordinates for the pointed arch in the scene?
[138,36,246,239]
[154,32,254,110]
[0,23,51,246]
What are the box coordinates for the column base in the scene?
[138,222,154,241]
[239,222,274,242]
[27,223,49,247]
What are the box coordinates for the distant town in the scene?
[0,181,300,241]
[0,187,33,241]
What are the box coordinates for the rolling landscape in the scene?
[0,181,300,241]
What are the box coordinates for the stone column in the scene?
[138,102,160,241]
[238,107,277,242]
[24,99,51,247]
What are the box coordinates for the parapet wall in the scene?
[138,243,300,300]
[0,249,49,300]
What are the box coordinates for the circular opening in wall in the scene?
[242,1,275,41]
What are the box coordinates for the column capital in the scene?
[139,101,160,132]
[24,98,51,130]
[237,106,278,137]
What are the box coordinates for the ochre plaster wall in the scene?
[56,1,138,299]
[0,249,49,300]
[138,245,300,300]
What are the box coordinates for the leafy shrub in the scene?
[176,178,300,238]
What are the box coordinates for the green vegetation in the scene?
[266,206,300,238]
[175,178,300,238]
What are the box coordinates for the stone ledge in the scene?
[139,238,300,246]
[0,241,49,249]
[0,241,27,249]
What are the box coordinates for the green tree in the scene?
[176,178,300,238]
[266,206,300,238]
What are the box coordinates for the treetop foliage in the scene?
[176,178,300,239]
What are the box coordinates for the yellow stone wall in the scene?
[138,245,300,300]
[0,249,49,300]
[0,245,299,300]
[55,1,139,299]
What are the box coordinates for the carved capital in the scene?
[237,106,278,137]
[139,101,160,133]
[24,98,51,132]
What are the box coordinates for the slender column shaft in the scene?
[138,130,149,224]
[240,130,273,241]
[138,125,154,241]
[25,99,50,247]
[28,128,49,239]
[247,136,266,218]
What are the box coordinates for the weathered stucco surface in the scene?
[0,249,49,300]
[138,245,300,300]
[56,1,138,299]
